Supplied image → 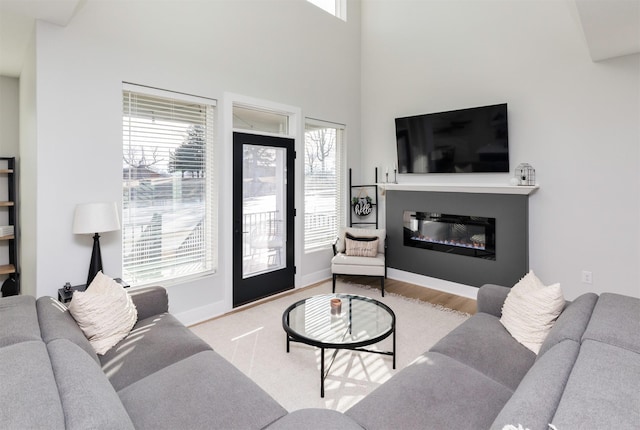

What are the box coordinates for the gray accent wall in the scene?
[386,191,529,288]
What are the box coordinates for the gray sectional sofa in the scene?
[342,284,640,429]
[0,287,287,429]
[1,283,638,429]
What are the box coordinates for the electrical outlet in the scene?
[581,270,593,284]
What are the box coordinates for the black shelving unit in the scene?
[349,168,379,229]
[1,157,19,296]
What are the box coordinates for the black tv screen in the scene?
[396,103,509,174]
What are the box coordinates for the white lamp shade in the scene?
[73,202,121,235]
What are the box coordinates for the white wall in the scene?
[360,0,640,299]
[24,0,361,322]
[0,76,20,279]
[0,76,19,156]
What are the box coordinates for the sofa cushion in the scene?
[430,312,536,390]
[345,351,513,430]
[47,338,135,430]
[581,293,640,353]
[537,292,598,358]
[128,286,169,321]
[490,339,580,430]
[118,350,287,430]
[37,296,100,364]
[551,340,640,428]
[266,409,363,430]
[68,272,138,355]
[500,271,565,354]
[101,312,212,391]
[0,341,65,429]
[0,295,41,347]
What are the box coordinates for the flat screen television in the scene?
[395,103,509,174]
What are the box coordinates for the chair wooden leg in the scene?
[381,277,385,297]
[332,274,337,293]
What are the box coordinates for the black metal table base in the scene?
[286,329,396,398]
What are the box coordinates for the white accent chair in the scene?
[331,227,387,296]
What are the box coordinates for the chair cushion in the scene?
[332,253,385,276]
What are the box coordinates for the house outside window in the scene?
[304,120,345,251]
[122,84,217,285]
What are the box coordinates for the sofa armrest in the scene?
[477,284,510,317]
[128,286,169,320]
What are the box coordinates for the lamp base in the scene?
[86,233,103,287]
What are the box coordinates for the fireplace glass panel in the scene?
[403,211,496,260]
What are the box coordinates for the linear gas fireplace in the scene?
[386,188,530,288]
[403,211,496,260]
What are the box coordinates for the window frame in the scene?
[303,118,345,253]
[122,83,218,287]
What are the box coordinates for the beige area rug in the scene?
[190,280,469,412]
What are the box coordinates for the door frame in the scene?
[222,93,302,311]
[232,132,295,307]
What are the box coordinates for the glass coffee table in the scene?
[282,293,396,397]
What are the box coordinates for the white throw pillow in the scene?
[68,272,138,355]
[500,271,565,354]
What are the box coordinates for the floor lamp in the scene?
[73,202,121,287]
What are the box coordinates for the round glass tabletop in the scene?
[282,294,395,349]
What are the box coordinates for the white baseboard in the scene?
[300,268,332,288]
[175,300,228,327]
[387,268,479,300]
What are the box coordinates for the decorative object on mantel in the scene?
[515,163,536,186]
[381,165,398,184]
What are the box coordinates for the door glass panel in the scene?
[242,144,287,278]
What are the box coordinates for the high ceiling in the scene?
[0,0,638,78]
[0,0,82,77]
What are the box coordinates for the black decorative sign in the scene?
[353,197,372,217]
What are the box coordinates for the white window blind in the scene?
[122,85,216,285]
[304,120,344,251]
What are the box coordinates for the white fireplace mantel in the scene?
[377,183,539,195]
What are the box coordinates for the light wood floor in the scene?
[343,276,477,315]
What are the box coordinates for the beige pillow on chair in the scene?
[345,236,379,257]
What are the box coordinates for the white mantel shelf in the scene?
[377,183,539,195]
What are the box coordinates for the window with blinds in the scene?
[122,85,216,285]
[304,121,344,251]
